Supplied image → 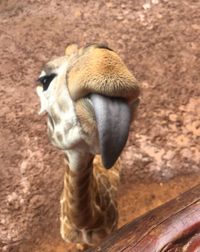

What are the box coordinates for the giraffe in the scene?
[36,44,140,249]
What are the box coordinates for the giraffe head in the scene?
[36,44,140,168]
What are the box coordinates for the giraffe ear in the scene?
[65,44,79,57]
[90,94,131,169]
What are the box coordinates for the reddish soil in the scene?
[0,0,200,251]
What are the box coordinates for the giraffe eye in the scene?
[38,73,57,91]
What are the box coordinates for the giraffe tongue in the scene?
[90,94,131,169]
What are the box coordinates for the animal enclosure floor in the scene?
[0,0,200,251]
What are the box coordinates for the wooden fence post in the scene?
[89,184,200,252]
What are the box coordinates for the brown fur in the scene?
[60,155,119,246]
[75,98,97,136]
[65,45,140,102]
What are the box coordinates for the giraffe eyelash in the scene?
[38,73,57,91]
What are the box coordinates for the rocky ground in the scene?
[0,0,200,251]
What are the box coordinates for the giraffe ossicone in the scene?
[36,44,140,249]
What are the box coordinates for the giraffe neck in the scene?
[61,151,103,230]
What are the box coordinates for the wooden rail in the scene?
[88,184,200,252]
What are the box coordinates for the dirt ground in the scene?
[0,0,200,251]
